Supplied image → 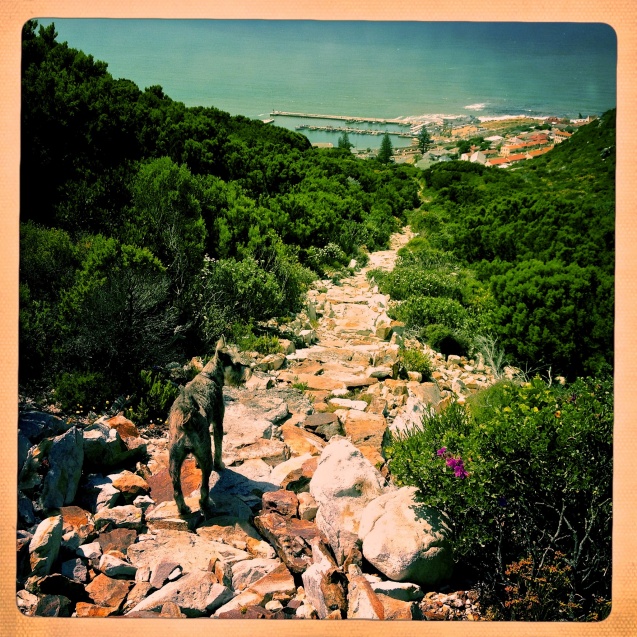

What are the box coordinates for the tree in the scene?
[417,127,433,154]
[378,133,393,164]
[125,157,206,299]
[337,130,353,150]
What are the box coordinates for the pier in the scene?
[294,123,414,138]
[271,110,412,126]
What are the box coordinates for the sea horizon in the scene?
[34,19,617,148]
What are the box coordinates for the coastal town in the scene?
[277,111,597,168]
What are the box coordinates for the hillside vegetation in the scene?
[20,21,419,404]
[372,111,615,379]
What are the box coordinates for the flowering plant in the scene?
[437,447,469,479]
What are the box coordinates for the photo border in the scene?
[2,2,634,636]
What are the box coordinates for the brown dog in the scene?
[168,337,250,516]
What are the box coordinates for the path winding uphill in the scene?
[16,228,500,621]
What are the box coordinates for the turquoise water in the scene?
[36,20,617,148]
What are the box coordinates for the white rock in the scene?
[29,515,63,576]
[265,599,284,612]
[231,558,282,591]
[310,438,387,564]
[98,553,137,578]
[126,569,232,617]
[301,537,340,619]
[296,603,319,619]
[94,504,143,531]
[370,580,424,601]
[328,398,368,411]
[358,486,453,587]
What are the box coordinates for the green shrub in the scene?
[374,264,463,302]
[125,369,180,426]
[54,371,114,413]
[194,256,284,346]
[399,347,433,379]
[420,324,469,357]
[385,375,613,620]
[305,242,349,275]
[236,332,283,355]
[390,295,468,331]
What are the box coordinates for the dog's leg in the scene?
[169,439,191,516]
[212,405,225,472]
[191,425,214,518]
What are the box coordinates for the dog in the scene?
[168,336,251,517]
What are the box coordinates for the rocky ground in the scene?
[17,228,509,620]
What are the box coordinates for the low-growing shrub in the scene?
[419,324,470,358]
[390,295,468,332]
[385,375,613,621]
[125,369,181,427]
[399,347,433,379]
[305,242,349,274]
[54,371,114,413]
[235,331,283,355]
[374,264,463,302]
[490,552,585,621]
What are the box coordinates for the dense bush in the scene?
[390,295,469,332]
[53,371,114,413]
[20,20,423,394]
[385,375,613,620]
[398,347,433,379]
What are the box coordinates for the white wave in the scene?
[477,114,549,122]
[464,103,487,111]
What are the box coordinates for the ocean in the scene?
[35,19,617,149]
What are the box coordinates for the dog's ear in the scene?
[215,336,226,352]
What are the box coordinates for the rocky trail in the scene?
[17,228,502,620]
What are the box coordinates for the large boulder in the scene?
[127,530,250,574]
[40,426,84,510]
[309,438,387,564]
[82,421,140,468]
[358,486,453,587]
[29,515,63,576]
[126,570,232,617]
[18,411,69,443]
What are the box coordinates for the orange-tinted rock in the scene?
[96,528,138,555]
[278,455,318,493]
[111,472,150,500]
[85,573,133,609]
[357,445,386,471]
[262,490,299,518]
[254,512,323,573]
[250,563,297,598]
[343,410,388,453]
[280,423,326,456]
[105,415,140,440]
[366,397,388,416]
[346,568,385,620]
[146,457,201,504]
[60,506,95,543]
[344,377,379,389]
[379,595,420,620]
[304,413,339,428]
[75,602,119,617]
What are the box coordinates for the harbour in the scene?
[294,123,415,138]
[271,110,413,126]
